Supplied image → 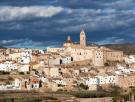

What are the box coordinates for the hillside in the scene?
[102,44,135,55]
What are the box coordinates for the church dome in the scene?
[65,35,72,43]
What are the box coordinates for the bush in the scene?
[27,72,30,74]
[104,62,109,66]
[58,84,64,87]
[19,72,25,75]
[0,71,10,75]
[79,83,89,90]
[69,91,111,98]
[57,89,63,92]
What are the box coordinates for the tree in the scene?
[111,86,122,102]
[79,83,88,90]
[104,62,109,66]
[19,72,24,75]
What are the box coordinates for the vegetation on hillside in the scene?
[102,44,135,54]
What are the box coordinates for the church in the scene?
[63,29,86,48]
[47,29,123,66]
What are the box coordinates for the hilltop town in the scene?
[0,30,135,101]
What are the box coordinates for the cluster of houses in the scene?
[0,30,135,91]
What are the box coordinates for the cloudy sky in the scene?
[0,0,135,49]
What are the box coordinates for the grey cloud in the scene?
[95,37,125,45]
[0,0,135,48]
[0,39,61,49]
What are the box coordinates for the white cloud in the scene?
[0,6,63,21]
[1,39,17,44]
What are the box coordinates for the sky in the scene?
[0,0,135,49]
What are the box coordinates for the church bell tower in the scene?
[80,29,86,47]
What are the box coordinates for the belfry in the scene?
[80,29,86,47]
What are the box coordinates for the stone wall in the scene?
[78,97,112,102]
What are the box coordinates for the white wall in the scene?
[18,65,29,72]
[0,61,17,72]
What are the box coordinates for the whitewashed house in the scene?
[85,77,99,86]
[39,77,48,83]
[115,66,135,75]
[0,61,17,72]
[84,75,117,86]
[61,56,73,64]
[80,67,89,73]
[13,78,22,90]
[0,77,21,90]
[18,65,30,72]
[53,79,66,86]
[125,55,135,64]
[96,75,117,84]
[19,49,32,64]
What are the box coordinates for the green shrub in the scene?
[57,89,63,92]
[104,62,109,66]
[79,83,89,90]
[27,72,30,74]
[19,72,25,75]
[0,71,10,75]
[69,91,111,98]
